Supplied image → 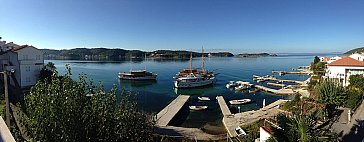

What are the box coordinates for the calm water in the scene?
[47,53,337,133]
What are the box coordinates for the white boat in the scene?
[198,96,210,101]
[234,81,253,90]
[229,99,252,105]
[174,48,215,88]
[189,106,208,110]
[226,81,238,88]
[118,70,157,80]
[235,127,247,136]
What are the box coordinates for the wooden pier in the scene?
[156,95,190,127]
[255,85,295,95]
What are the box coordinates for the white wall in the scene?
[326,66,364,86]
[259,127,272,142]
[16,47,44,88]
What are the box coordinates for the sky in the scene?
[0,0,364,53]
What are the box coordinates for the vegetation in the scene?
[344,75,364,109]
[41,48,234,60]
[344,47,364,54]
[268,112,337,142]
[20,66,154,141]
[237,53,277,57]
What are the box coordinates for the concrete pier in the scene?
[216,96,232,116]
[255,85,295,95]
[156,95,190,127]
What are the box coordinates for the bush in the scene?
[345,87,363,109]
[21,66,154,142]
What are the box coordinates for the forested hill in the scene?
[41,48,234,60]
[345,47,364,54]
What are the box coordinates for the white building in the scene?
[259,127,272,142]
[326,53,364,86]
[0,45,44,88]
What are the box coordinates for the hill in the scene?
[344,47,364,54]
[41,48,234,60]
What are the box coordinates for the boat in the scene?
[226,81,238,88]
[248,89,259,93]
[189,106,208,110]
[235,127,247,136]
[229,99,252,105]
[118,54,158,80]
[174,47,215,88]
[118,70,157,80]
[234,81,253,90]
[198,96,210,101]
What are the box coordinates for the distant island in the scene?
[237,53,277,58]
[41,48,234,60]
[344,47,364,54]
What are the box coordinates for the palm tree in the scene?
[46,62,56,71]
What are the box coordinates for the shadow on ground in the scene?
[342,119,364,142]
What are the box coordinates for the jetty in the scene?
[272,70,311,75]
[255,85,295,95]
[216,96,232,116]
[267,82,285,88]
[222,99,288,137]
[156,95,190,127]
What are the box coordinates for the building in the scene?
[259,126,273,142]
[325,53,364,86]
[0,45,44,88]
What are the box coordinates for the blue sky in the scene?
[1,0,363,53]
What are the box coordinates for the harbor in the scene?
[50,55,314,138]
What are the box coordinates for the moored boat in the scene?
[118,70,157,80]
[174,47,215,88]
[229,99,252,105]
[198,96,210,101]
[226,81,238,88]
[189,105,208,110]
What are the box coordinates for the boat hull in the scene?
[118,75,157,80]
[174,78,214,88]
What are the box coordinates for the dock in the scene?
[156,95,190,127]
[255,85,295,95]
[272,70,311,75]
[216,96,232,116]
[222,99,288,137]
[267,82,285,88]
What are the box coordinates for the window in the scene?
[25,66,31,72]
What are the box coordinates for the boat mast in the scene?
[201,46,205,72]
[189,51,193,73]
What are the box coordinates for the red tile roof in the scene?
[261,126,273,135]
[329,56,364,67]
[11,45,31,52]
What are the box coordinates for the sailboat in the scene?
[173,47,215,88]
[118,54,158,80]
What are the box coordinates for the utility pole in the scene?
[2,71,10,126]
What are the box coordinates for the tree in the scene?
[45,62,56,71]
[315,79,345,107]
[315,79,346,118]
[314,56,320,64]
[349,75,364,90]
[21,66,154,141]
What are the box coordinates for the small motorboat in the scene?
[226,81,238,88]
[235,127,247,136]
[229,99,252,105]
[198,96,210,101]
[248,89,259,93]
[189,106,208,110]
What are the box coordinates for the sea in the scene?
[47,53,339,134]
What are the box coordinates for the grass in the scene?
[0,99,5,117]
